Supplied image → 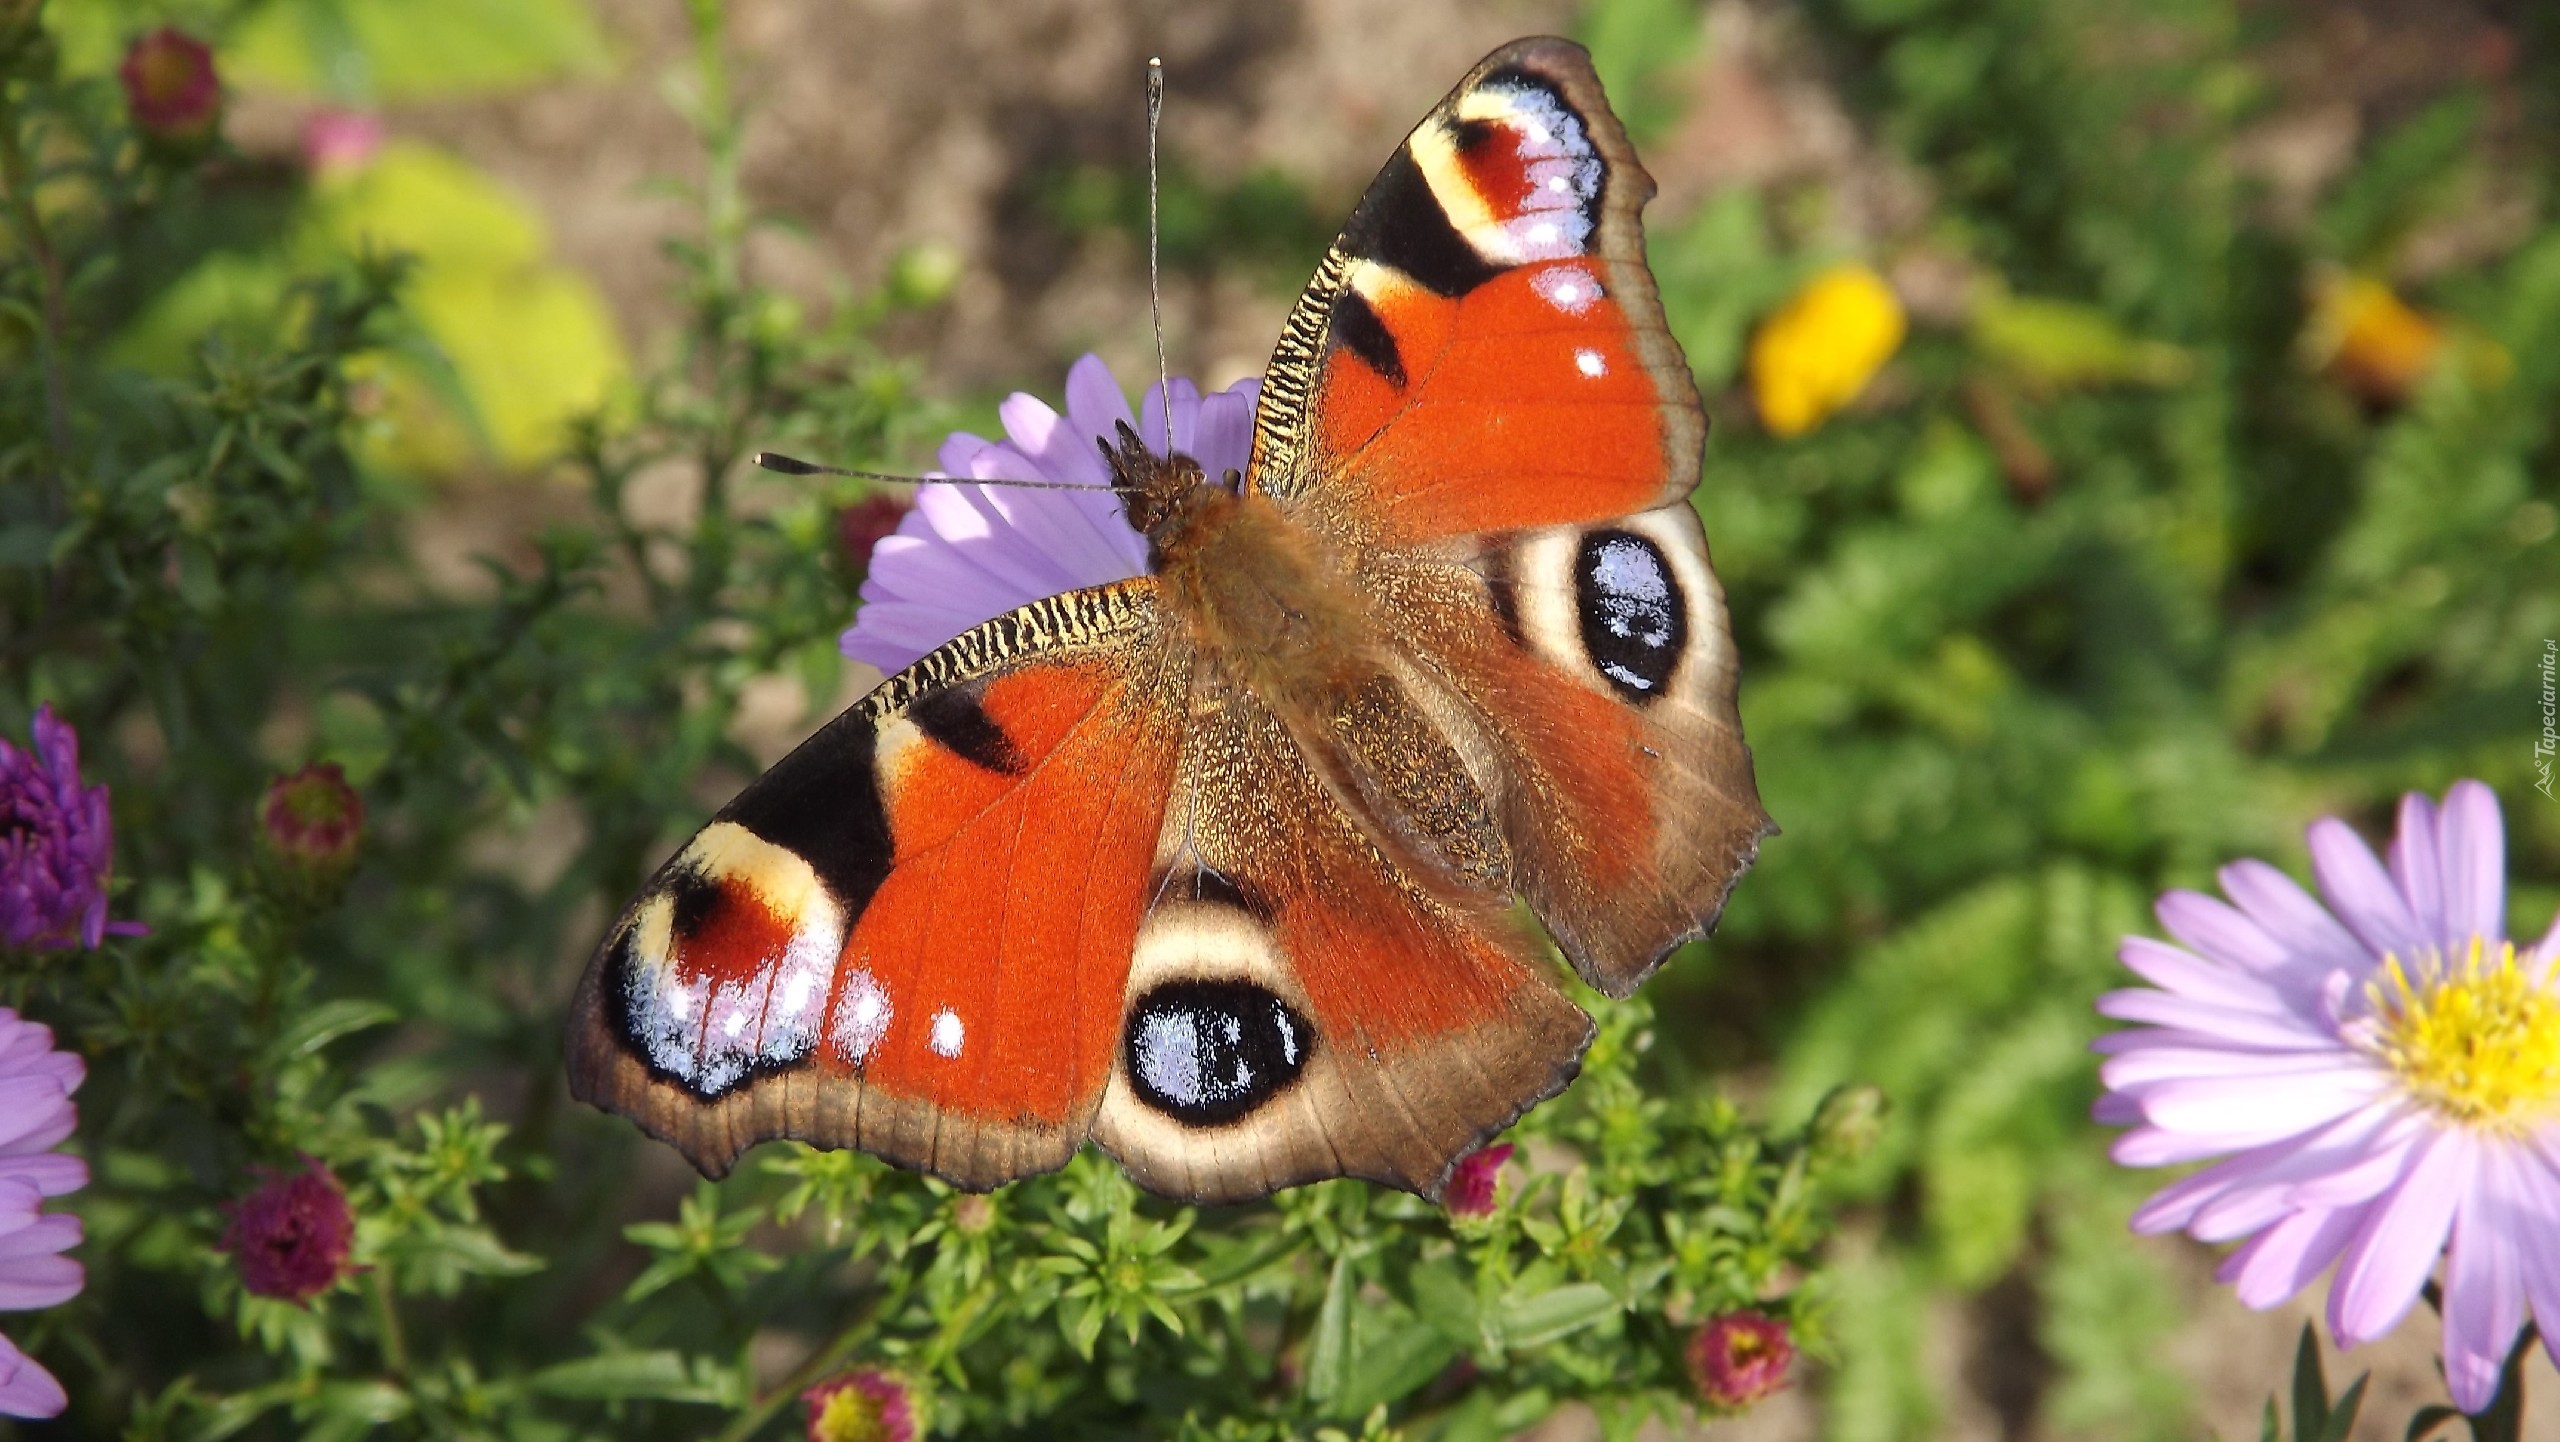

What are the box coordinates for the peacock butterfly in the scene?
[567,36,1773,1203]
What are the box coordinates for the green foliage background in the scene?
[4,0,2558,1437]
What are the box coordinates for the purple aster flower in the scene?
[2,705,143,952]
[839,353,1259,676]
[0,1008,88,1420]
[2098,780,2560,1413]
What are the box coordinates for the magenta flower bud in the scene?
[3,705,143,952]
[221,1160,357,1304]
[1442,1141,1514,1218]
[118,27,220,143]
[1686,1309,1794,1409]
[834,495,909,576]
[802,1367,918,1442]
[258,763,364,895]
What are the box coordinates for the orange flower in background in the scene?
[1748,262,1907,438]
[2305,269,2444,407]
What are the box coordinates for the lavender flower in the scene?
[2099,781,2560,1412]
[0,1009,88,1419]
[839,354,1259,676]
[2,706,142,952]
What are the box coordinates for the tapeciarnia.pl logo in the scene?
[2538,638,2557,799]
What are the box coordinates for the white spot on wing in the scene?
[830,968,892,1063]
[1135,1011,1204,1107]
[1532,266,1601,315]
[1576,349,1608,378]
[929,1008,965,1058]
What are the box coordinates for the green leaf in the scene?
[1492,1282,1621,1348]
[1338,1306,1464,1416]
[528,1350,727,1404]
[275,1000,401,1059]
[1305,1252,1355,1405]
[2290,1324,2328,1441]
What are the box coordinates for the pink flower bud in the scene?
[803,1367,917,1442]
[1442,1141,1514,1218]
[258,763,364,890]
[834,496,909,575]
[221,1160,356,1304]
[1686,1309,1794,1409]
[119,28,220,143]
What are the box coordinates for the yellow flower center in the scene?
[811,1388,889,1442]
[2369,938,2560,1131]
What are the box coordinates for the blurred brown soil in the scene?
[319,0,2559,1437]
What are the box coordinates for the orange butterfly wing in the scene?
[1249,37,1772,994]
[568,584,1186,1185]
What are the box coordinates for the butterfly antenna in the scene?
[753,452,1140,496]
[1145,55,1176,453]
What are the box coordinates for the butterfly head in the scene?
[1102,419,1238,556]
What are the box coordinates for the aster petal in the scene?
[2328,1127,2467,1346]
[2156,891,2290,971]
[1192,385,1258,478]
[2435,780,2507,948]
[2094,990,2334,1050]
[0,1332,65,1419]
[2388,792,2444,925]
[2513,1139,2560,1376]
[2091,1091,2143,1126]
[2310,817,2429,962]
[0,1215,78,1262]
[2101,1044,2372,1091]
[2133,1069,2390,1153]
[0,1157,84,1198]
[0,1080,71,1155]
[996,392,1110,487]
[0,1255,81,1311]
[2222,1203,2366,1310]
[2115,938,2302,1014]
[2190,1106,2419,1238]
[1135,376,1200,458]
[1063,353,1138,449]
[2441,1141,2530,1413]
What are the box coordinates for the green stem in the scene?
[370,1269,412,1377]
[708,1298,886,1442]
[0,89,76,501]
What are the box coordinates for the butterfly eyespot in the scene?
[1124,979,1313,1127]
[1576,530,1686,701]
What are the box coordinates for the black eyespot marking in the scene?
[666,863,721,940]
[1124,979,1312,1127]
[1575,530,1686,701]
[1330,288,1408,388]
[910,685,1025,775]
[1339,145,1503,298]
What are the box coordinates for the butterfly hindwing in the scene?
[567,582,1187,1186]
[1090,687,1593,1203]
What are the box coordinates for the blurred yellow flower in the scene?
[1749,262,1906,438]
[2304,269,2443,407]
